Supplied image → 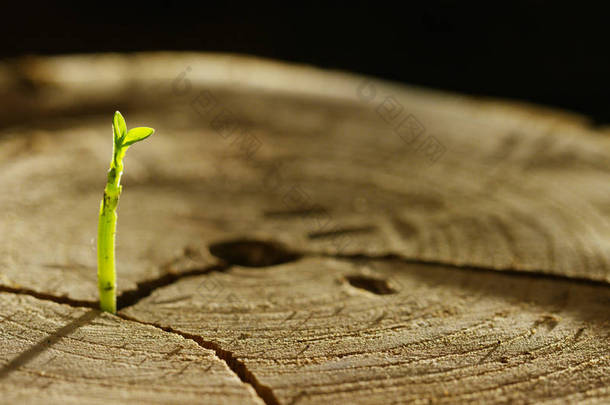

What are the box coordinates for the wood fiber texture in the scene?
[0,292,264,405]
[122,257,610,404]
[0,53,608,404]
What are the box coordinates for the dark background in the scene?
[2,2,609,124]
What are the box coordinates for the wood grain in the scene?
[121,256,610,404]
[0,53,608,305]
[0,292,264,405]
[0,53,609,403]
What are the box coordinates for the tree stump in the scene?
[0,53,608,404]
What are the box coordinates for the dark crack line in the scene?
[0,285,96,309]
[2,248,606,315]
[0,263,230,312]
[0,272,276,405]
[1,246,607,405]
[118,313,280,405]
[116,262,230,310]
[317,251,610,288]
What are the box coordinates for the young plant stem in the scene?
[97,111,154,314]
[97,158,123,313]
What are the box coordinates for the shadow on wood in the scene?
[0,309,99,380]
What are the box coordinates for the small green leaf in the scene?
[123,127,155,146]
[113,111,127,142]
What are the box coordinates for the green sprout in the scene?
[98,111,154,313]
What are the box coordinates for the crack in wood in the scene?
[116,262,229,310]
[0,269,274,404]
[118,313,280,405]
[1,248,608,405]
[323,252,610,288]
[263,207,328,219]
[0,285,96,309]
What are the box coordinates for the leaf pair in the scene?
[113,111,155,149]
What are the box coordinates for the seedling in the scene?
[98,111,154,313]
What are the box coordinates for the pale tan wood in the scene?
[122,256,610,404]
[0,53,609,404]
[0,292,264,405]
[0,53,608,306]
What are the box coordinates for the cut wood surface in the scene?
[0,53,608,403]
[0,292,264,405]
[122,257,610,404]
